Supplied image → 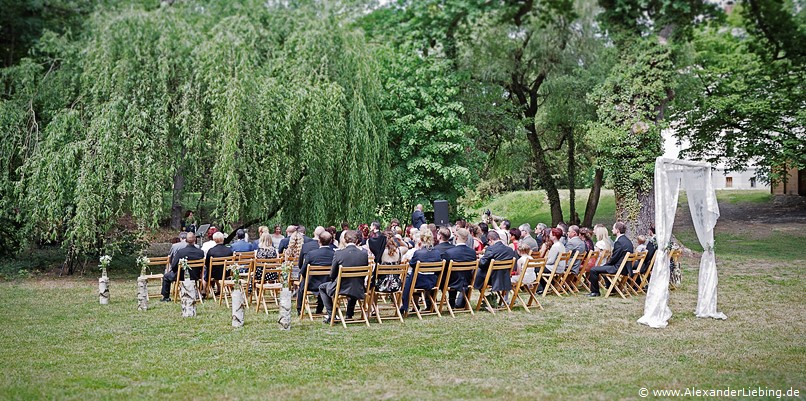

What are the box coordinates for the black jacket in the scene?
[475,241,517,292]
[170,245,204,280]
[411,210,426,229]
[326,245,369,299]
[608,235,635,274]
[442,243,477,289]
[298,239,320,272]
[300,246,335,291]
[367,234,387,264]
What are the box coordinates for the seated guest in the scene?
[254,232,279,286]
[478,222,489,246]
[434,227,454,256]
[509,228,521,252]
[474,231,517,295]
[298,225,315,244]
[298,226,325,273]
[545,228,567,273]
[491,218,511,245]
[367,221,386,263]
[400,230,443,314]
[537,228,553,258]
[593,224,613,252]
[556,222,568,246]
[277,225,297,254]
[580,227,595,252]
[468,224,484,253]
[204,232,233,295]
[380,231,405,265]
[168,231,188,265]
[335,222,350,247]
[271,225,284,249]
[252,226,269,249]
[565,225,587,275]
[512,242,536,286]
[635,235,647,253]
[642,226,657,277]
[200,227,218,257]
[231,229,254,253]
[401,231,420,263]
[284,232,305,279]
[405,227,419,249]
[326,226,338,248]
[319,231,368,323]
[588,222,633,297]
[519,224,539,251]
[534,223,548,249]
[161,232,204,301]
[298,231,335,315]
[442,228,477,308]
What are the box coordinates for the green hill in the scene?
[471,189,617,228]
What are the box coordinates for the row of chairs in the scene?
[139,247,683,327]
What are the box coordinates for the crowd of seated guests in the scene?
[158,205,657,313]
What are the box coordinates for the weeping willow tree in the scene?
[9,1,388,260]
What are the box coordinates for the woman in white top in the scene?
[512,242,536,285]
[270,225,284,249]
[593,224,613,252]
[545,228,567,273]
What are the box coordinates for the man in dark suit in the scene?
[442,228,477,308]
[161,232,204,301]
[411,204,426,229]
[277,225,296,254]
[298,231,335,315]
[318,230,369,322]
[366,221,386,263]
[298,226,325,275]
[474,230,517,293]
[204,231,233,295]
[434,227,454,256]
[588,222,634,297]
[298,225,316,244]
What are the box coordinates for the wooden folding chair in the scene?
[368,264,407,323]
[254,258,284,315]
[602,252,641,299]
[626,251,649,294]
[234,253,256,305]
[438,260,479,318]
[205,256,232,302]
[575,250,599,293]
[556,251,581,295]
[509,258,544,312]
[329,265,372,328]
[220,259,247,307]
[142,256,169,299]
[299,264,332,321]
[406,261,445,320]
[597,249,612,266]
[540,251,573,297]
[171,259,205,304]
[474,259,516,314]
[284,256,300,291]
[669,249,682,290]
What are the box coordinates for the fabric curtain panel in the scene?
[638,158,727,329]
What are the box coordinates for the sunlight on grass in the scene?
[475,189,616,227]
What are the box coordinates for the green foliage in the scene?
[672,3,805,183]
[469,189,617,228]
[4,1,389,255]
[379,44,480,216]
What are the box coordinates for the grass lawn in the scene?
[473,189,617,228]
[1,190,803,400]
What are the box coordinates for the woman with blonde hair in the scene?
[399,229,442,314]
[284,231,305,279]
[593,224,613,252]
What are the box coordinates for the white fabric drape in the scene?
[638,158,726,329]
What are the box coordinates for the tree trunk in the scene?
[582,168,604,227]
[567,127,578,225]
[524,125,563,226]
[180,280,196,317]
[615,184,655,242]
[232,289,245,328]
[170,167,184,231]
[137,276,148,311]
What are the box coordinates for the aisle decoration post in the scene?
[179,258,197,318]
[278,261,293,330]
[231,263,245,328]
[98,255,112,305]
[136,255,150,311]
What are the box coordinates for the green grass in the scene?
[1,243,804,399]
[473,189,617,228]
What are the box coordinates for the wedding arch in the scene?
[638,157,727,328]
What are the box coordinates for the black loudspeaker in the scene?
[433,200,449,226]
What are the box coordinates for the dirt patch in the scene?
[676,194,806,227]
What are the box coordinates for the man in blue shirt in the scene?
[230,229,254,252]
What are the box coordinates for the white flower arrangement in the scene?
[99,255,112,272]
[136,255,150,276]
[179,257,189,280]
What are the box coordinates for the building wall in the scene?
[771,167,802,195]
[712,168,768,190]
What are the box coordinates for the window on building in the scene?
[726,177,733,188]
[750,177,756,188]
